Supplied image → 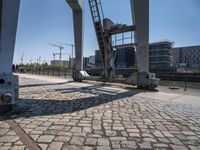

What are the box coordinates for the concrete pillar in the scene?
[0,0,20,113]
[131,0,149,72]
[0,0,20,74]
[73,10,83,72]
[67,0,84,81]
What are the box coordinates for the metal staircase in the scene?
[88,0,115,80]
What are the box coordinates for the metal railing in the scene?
[19,68,72,78]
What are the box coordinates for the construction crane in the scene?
[52,52,60,61]
[48,43,64,63]
[58,42,75,60]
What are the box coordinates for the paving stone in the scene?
[111,141,121,149]
[113,126,124,130]
[182,131,196,136]
[39,144,48,150]
[0,146,11,150]
[30,134,40,141]
[188,145,200,150]
[106,130,116,136]
[169,138,184,145]
[14,140,24,145]
[153,143,169,148]
[161,131,174,137]
[129,133,140,137]
[152,130,164,137]
[55,136,71,142]
[10,146,26,150]
[82,146,94,150]
[110,137,127,141]
[127,128,140,133]
[85,138,97,146]
[121,141,137,149]
[0,136,19,143]
[170,145,189,150]
[139,141,152,149]
[70,127,82,133]
[143,138,157,143]
[97,138,109,146]
[82,127,92,133]
[70,137,85,146]
[48,142,63,150]
[62,145,81,150]
[0,129,9,135]
[96,146,110,150]
[37,135,55,143]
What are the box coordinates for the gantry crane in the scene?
[88,0,136,81]
[0,0,158,113]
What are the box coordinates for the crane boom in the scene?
[48,43,64,63]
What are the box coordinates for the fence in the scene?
[22,68,72,78]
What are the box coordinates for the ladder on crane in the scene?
[88,0,115,80]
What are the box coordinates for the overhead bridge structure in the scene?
[0,0,158,113]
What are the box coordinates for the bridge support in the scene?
[67,0,84,81]
[0,0,20,113]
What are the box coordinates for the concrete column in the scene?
[131,0,149,72]
[67,0,84,81]
[0,0,20,74]
[73,10,83,72]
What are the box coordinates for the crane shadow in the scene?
[1,83,158,121]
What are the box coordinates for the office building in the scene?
[149,41,173,69]
[95,46,136,68]
[172,45,200,70]
[95,50,103,68]
[115,46,136,68]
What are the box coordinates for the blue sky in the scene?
[14,0,200,64]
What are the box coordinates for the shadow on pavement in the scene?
[1,84,158,121]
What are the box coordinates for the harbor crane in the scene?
[0,0,158,113]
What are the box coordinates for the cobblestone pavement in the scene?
[0,75,200,150]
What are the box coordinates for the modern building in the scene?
[95,50,103,68]
[89,55,95,65]
[95,46,136,69]
[149,41,173,69]
[51,60,69,68]
[83,57,89,69]
[172,45,200,71]
[114,46,136,68]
